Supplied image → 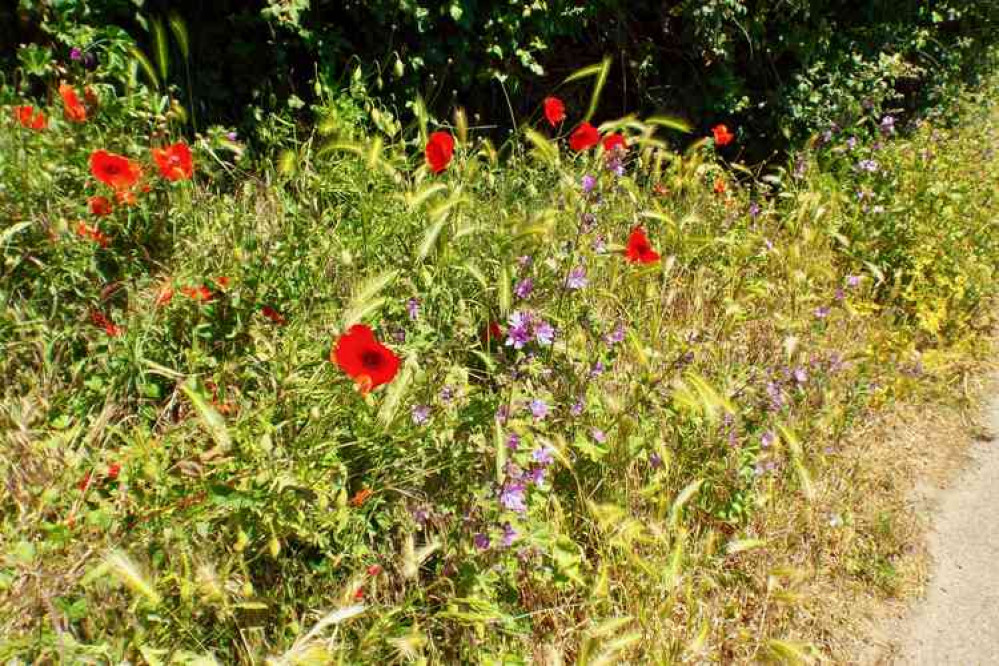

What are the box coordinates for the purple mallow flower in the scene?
[582,174,597,193]
[649,452,663,469]
[857,159,879,173]
[406,297,420,321]
[570,400,584,417]
[411,404,430,425]
[533,319,555,346]
[506,311,533,349]
[793,367,808,384]
[565,266,587,290]
[514,278,534,300]
[529,399,549,421]
[749,201,761,219]
[70,47,83,61]
[589,361,606,378]
[532,445,555,466]
[473,533,491,550]
[605,323,625,345]
[501,522,519,547]
[440,385,455,404]
[227,131,238,141]
[880,115,895,135]
[846,275,861,288]
[590,428,607,443]
[526,467,546,487]
[500,482,527,513]
[761,430,776,448]
[814,305,830,319]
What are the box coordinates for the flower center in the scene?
[360,350,384,370]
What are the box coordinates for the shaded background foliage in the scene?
[5,0,999,155]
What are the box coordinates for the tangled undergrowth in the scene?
[1,70,998,664]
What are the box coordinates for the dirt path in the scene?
[890,394,999,665]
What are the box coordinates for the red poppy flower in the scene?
[653,183,669,197]
[602,133,627,152]
[88,196,112,217]
[107,462,122,480]
[349,487,373,507]
[14,105,46,130]
[261,305,286,325]
[89,150,142,190]
[624,226,660,264]
[481,321,503,345]
[214,276,230,289]
[78,472,93,492]
[543,96,566,127]
[181,285,213,302]
[59,83,87,123]
[76,221,110,248]
[711,124,735,146]
[367,564,383,576]
[332,324,401,394]
[152,142,194,181]
[425,131,455,174]
[353,587,365,601]
[569,122,600,152]
[713,177,727,194]
[90,310,122,337]
[155,285,175,307]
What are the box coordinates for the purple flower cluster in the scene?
[857,159,879,173]
[406,297,420,321]
[505,311,555,349]
[514,278,534,300]
[411,404,430,425]
[565,266,587,290]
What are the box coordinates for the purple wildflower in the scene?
[411,404,430,425]
[70,47,83,62]
[473,533,491,550]
[570,400,584,417]
[514,278,534,300]
[565,266,587,290]
[227,131,238,141]
[526,467,546,487]
[649,452,663,469]
[766,381,785,411]
[496,404,510,423]
[506,433,521,450]
[814,305,830,319]
[532,445,555,466]
[857,159,879,173]
[834,288,845,302]
[582,174,597,193]
[529,399,549,421]
[501,523,519,547]
[533,319,555,346]
[592,235,607,254]
[847,275,861,288]
[439,385,455,404]
[761,430,775,448]
[590,361,606,378]
[517,255,533,269]
[580,212,597,233]
[499,482,527,513]
[880,115,895,135]
[506,311,532,349]
[846,136,858,150]
[605,323,626,345]
[406,297,420,321]
[590,428,607,443]
[748,201,761,219]
[793,367,808,385]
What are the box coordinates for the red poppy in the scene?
[107,462,122,480]
[353,587,365,601]
[152,142,194,181]
[89,150,142,190]
[349,487,373,507]
[76,221,110,248]
[711,124,735,146]
[624,226,660,264]
[602,133,627,152]
[653,183,669,197]
[14,105,46,130]
[261,305,286,325]
[78,472,93,492]
[59,83,87,123]
[115,189,138,206]
[181,285,213,302]
[214,276,230,289]
[367,564,383,576]
[713,177,727,194]
[543,96,566,127]
[481,321,503,345]
[90,310,122,337]
[155,285,175,307]
[88,196,112,217]
[425,131,455,174]
[569,122,600,152]
[332,324,401,394]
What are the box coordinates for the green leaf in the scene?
[180,378,231,454]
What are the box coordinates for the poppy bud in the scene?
[268,536,281,558]
[393,57,405,79]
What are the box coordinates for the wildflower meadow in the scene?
[2,6,999,665]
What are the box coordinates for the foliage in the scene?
[1,52,999,664]
[6,1,998,153]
